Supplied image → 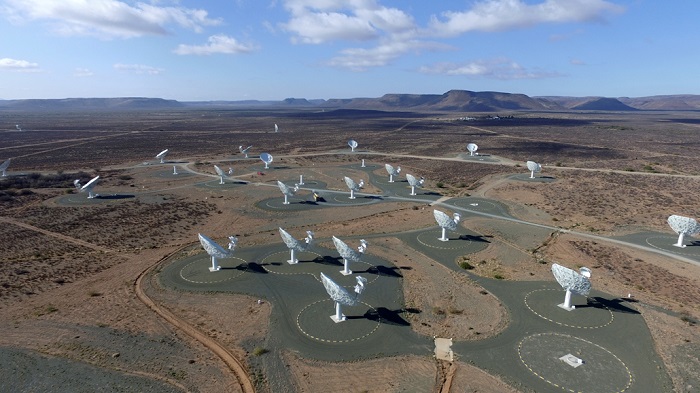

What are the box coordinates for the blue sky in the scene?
[0,0,697,101]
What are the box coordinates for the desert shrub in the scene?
[0,172,91,190]
[252,347,269,356]
[459,261,474,270]
[432,306,446,315]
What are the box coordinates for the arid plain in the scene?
[1,108,700,392]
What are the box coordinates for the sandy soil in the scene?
[371,237,508,340]
[283,352,439,392]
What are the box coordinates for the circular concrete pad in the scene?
[255,197,319,211]
[509,173,557,183]
[416,229,476,250]
[151,170,195,179]
[179,256,248,284]
[296,299,380,343]
[643,235,700,257]
[326,194,383,205]
[524,289,614,329]
[518,332,632,393]
[451,198,509,215]
[55,193,135,206]
[196,179,246,190]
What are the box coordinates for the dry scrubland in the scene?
[1,108,700,392]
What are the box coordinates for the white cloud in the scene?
[328,39,449,71]
[73,67,94,77]
[4,0,221,38]
[284,11,377,44]
[281,0,415,44]
[429,0,624,36]
[0,57,40,72]
[419,58,562,80]
[569,58,586,66]
[282,0,433,69]
[114,63,164,75]
[174,34,257,55]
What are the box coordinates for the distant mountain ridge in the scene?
[1,91,699,111]
[0,97,182,110]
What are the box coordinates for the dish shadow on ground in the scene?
[347,307,410,326]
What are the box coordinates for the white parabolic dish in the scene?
[406,173,423,187]
[467,143,478,153]
[433,209,459,231]
[526,160,541,173]
[320,272,366,306]
[260,153,273,164]
[668,215,700,235]
[551,263,591,296]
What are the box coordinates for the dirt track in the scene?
[134,247,255,393]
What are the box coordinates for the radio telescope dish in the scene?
[239,145,253,158]
[0,158,11,177]
[155,149,169,164]
[526,161,542,179]
[15,125,21,131]
[467,143,478,156]
[279,227,314,264]
[405,173,424,196]
[260,153,273,169]
[551,263,592,311]
[385,164,401,183]
[74,175,100,199]
[332,236,368,275]
[433,209,461,241]
[320,272,368,323]
[214,165,228,184]
[348,139,358,152]
[668,215,700,248]
[343,176,364,199]
[274,123,279,133]
[198,233,238,272]
[277,180,299,205]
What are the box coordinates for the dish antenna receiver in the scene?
[239,145,252,158]
[73,176,100,199]
[277,180,299,205]
[526,161,541,179]
[260,153,273,169]
[274,123,279,133]
[467,143,478,156]
[348,139,358,152]
[343,176,364,199]
[668,215,700,248]
[385,164,401,183]
[0,158,10,177]
[279,227,314,264]
[332,236,368,276]
[155,149,169,164]
[405,174,424,196]
[320,272,368,323]
[551,263,592,311]
[214,165,228,184]
[433,209,461,242]
[15,125,21,131]
[198,233,238,272]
